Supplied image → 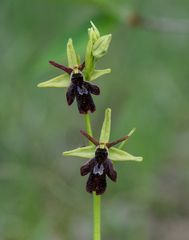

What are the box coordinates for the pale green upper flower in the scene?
[37,21,112,88]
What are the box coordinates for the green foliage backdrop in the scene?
[0,0,189,239]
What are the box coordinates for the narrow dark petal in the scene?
[78,61,85,71]
[86,173,107,195]
[104,159,117,182]
[106,136,129,148]
[80,158,96,176]
[49,61,73,74]
[66,84,76,105]
[80,130,99,146]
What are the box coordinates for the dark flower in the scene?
[37,24,112,113]
[63,108,143,195]
[67,72,100,114]
[80,148,117,195]
[49,61,100,114]
[78,130,134,195]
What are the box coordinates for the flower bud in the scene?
[92,34,112,59]
[90,21,100,40]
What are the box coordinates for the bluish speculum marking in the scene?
[93,164,104,175]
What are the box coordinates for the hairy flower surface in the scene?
[37,22,111,114]
[63,108,143,194]
[68,71,100,114]
[81,148,117,194]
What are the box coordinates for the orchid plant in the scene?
[37,21,143,240]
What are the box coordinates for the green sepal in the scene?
[128,128,136,136]
[77,54,81,65]
[119,128,136,149]
[109,147,143,162]
[63,145,96,159]
[93,34,112,59]
[84,28,94,80]
[67,38,78,67]
[100,108,111,143]
[90,69,111,81]
[37,74,70,88]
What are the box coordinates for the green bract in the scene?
[37,21,112,88]
[63,108,143,162]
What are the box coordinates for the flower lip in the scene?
[80,146,117,195]
[95,147,108,162]
[71,72,84,86]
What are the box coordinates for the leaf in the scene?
[90,69,111,81]
[67,38,78,67]
[93,34,112,59]
[37,74,70,88]
[100,108,111,143]
[109,147,143,162]
[63,145,96,159]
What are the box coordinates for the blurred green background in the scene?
[1,0,189,239]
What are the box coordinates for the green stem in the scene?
[84,113,101,240]
[84,113,93,138]
[93,192,101,240]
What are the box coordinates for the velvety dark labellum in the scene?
[49,60,99,114]
[80,148,117,195]
[66,72,100,114]
[79,129,131,194]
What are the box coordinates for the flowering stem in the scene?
[93,192,101,240]
[84,113,101,240]
[84,113,93,137]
